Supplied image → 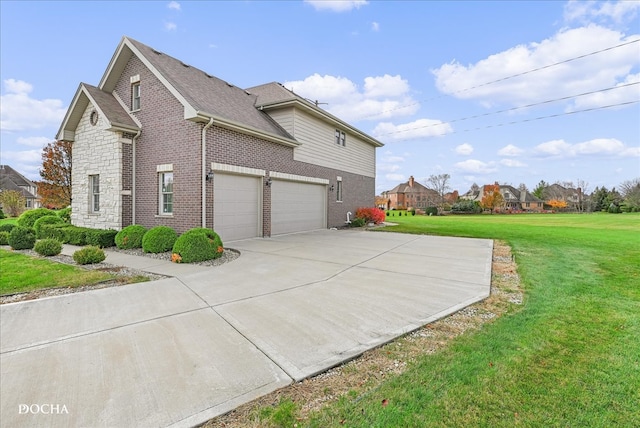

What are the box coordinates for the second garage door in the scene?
[271,180,326,235]
[213,173,261,242]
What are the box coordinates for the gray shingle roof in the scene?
[83,84,139,131]
[126,38,293,140]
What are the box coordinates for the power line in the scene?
[357,38,640,121]
[373,81,640,137]
[373,100,640,139]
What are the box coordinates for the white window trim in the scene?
[336,176,343,202]
[159,171,173,215]
[90,174,100,213]
[132,82,141,111]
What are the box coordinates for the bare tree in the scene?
[619,178,640,211]
[576,178,589,212]
[426,174,451,209]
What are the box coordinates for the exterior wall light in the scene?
[205,170,214,181]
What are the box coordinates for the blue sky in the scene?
[1,0,638,196]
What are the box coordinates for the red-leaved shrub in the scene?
[355,207,386,224]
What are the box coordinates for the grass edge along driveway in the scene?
[0,249,115,295]
[304,213,640,427]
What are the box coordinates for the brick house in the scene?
[462,183,544,212]
[380,176,440,210]
[57,36,383,241]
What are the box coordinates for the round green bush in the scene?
[33,215,65,238]
[57,207,71,223]
[171,228,224,263]
[142,226,178,253]
[8,226,36,250]
[115,224,147,249]
[0,231,10,245]
[0,208,5,219]
[17,208,56,228]
[34,238,63,256]
[73,246,106,264]
[0,223,16,233]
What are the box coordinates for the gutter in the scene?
[202,117,214,228]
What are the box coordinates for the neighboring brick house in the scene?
[462,183,544,212]
[57,36,383,241]
[0,165,40,210]
[380,176,440,210]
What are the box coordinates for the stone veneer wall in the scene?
[71,104,122,230]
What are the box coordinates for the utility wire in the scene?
[373,100,640,139]
[373,81,640,137]
[357,38,640,121]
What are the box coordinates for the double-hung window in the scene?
[90,175,100,212]
[159,172,173,214]
[335,129,345,146]
[132,82,141,111]
[336,177,343,202]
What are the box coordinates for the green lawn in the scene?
[0,249,116,295]
[0,217,18,225]
[306,213,640,427]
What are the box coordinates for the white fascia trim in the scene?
[56,84,87,141]
[270,171,329,185]
[211,163,265,177]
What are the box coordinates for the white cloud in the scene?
[569,72,640,110]
[1,79,66,131]
[432,25,640,107]
[385,173,405,182]
[304,0,368,12]
[283,73,419,121]
[564,0,640,24]
[1,149,41,164]
[164,22,177,31]
[167,1,181,11]
[377,164,400,172]
[500,159,527,167]
[371,21,380,31]
[455,143,474,155]
[498,144,524,156]
[17,136,51,147]
[372,118,453,142]
[454,159,498,174]
[533,137,639,158]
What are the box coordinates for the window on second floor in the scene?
[132,82,141,111]
[335,129,345,146]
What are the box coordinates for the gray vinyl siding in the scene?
[268,108,375,178]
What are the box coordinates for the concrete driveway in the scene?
[0,229,492,427]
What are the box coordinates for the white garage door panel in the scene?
[214,174,261,241]
[272,180,326,235]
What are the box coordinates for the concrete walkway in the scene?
[0,229,492,427]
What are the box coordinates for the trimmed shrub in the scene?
[57,207,71,223]
[86,229,117,248]
[0,223,16,233]
[350,217,366,227]
[172,227,224,263]
[142,226,178,253]
[39,223,70,241]
[115,224,147,249]
[34,215,65,238]
[8,226,36,250]
[425,206,439,216]
[34,238,63,256]
[0,208,5,219]
[0,231,9,245]
[354,207,386,224]
[73,246,106,264]
[17,208,55,228]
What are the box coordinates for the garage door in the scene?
[271,180,326,235]
[213,173,261,241]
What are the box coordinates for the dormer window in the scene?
[132,82,141,111]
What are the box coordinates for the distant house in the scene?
[543,183,585,211]
[56,36,383,240]
[0,165,40,210]
[462,183,543,212]
[380,176,440,210]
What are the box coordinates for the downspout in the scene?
[131,130,141,225]
[202,117,214,228]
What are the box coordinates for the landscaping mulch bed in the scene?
[202,239,523,427]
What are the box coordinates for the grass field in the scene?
[306,213,640,427]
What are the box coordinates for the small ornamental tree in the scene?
[0,190,26,217]
[355,207,386,224]
[481,184,504,213]
[38,140,72,208]
[548,199,568,211]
